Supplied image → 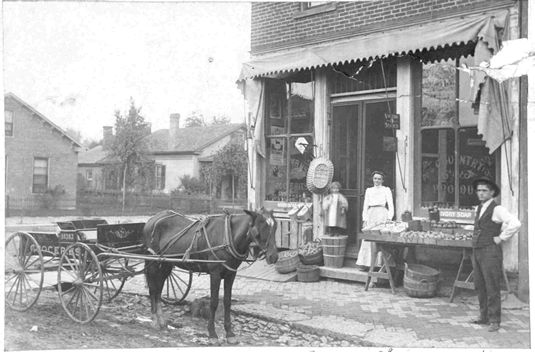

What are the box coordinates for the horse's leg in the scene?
[223,272,237,343]
[208,272,221,341]
[145,261,172,329]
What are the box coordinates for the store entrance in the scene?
[331,99,396,243]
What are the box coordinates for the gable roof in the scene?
[78,145,117,165]
[5,92,82,149]
[146,123,245,153]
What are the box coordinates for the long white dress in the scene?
[356,185,394,267]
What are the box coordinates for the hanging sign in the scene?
[384,113,400,129]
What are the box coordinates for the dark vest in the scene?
[472,200,502,248]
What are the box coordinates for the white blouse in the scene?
[362,185,394,222]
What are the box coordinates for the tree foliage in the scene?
[184,111,206,127]
[184,111,231,128]
[108,99,150,210]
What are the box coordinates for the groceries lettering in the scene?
[30,244,78,256]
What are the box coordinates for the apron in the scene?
[356,206,389,267]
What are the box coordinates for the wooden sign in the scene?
[384,113,400,129]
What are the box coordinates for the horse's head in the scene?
[244,208,278,264]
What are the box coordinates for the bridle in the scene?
[245,216,275,261]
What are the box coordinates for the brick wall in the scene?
[251,0,514,54]
[5,96,79,209]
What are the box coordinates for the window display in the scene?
[265,78,314,202]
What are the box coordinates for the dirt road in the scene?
[4,288,356,350]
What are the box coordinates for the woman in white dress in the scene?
[356,171,394,270]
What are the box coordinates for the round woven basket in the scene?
[275,251,300,274]
[306,157,334,194]
[299,249,324,265]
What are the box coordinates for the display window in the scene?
[265,78,314,202]
[418,57,497,213]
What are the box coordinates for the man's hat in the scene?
[472,177,500,197]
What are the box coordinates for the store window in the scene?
[265,78,314,202]
[5,110,13,136]
[155,164,166,190]
[419,58,497,211]
[33,157,49,193]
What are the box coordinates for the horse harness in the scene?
[146,210,262,272]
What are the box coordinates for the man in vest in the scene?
[470,177,521,332]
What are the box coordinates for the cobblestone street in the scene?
[123,269,531,348]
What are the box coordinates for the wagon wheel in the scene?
[4,232,44,311]
[99,257,130,302]
[57,243,103,323]
[161,267,193,305]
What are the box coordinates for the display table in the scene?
[359,232,509,301]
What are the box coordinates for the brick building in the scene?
[239,1,529,300]
[4,93,82,210]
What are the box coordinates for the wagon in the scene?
[4,219,202,324]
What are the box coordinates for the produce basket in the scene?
[299,248,324,265]
[296,264,320,282]
[275,250,300,274]
[306,157,334,194]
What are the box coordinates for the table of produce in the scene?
[360,221,473,248]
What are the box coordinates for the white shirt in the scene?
[478,198,521,241]
[362,185,394,222]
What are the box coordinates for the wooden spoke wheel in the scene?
[4,232,44,311]
[99,257,130,302]
[57,243,103,324]
[161,267,193,305]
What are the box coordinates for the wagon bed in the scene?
[4,218,218,323]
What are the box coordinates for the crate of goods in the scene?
[298,241,323,266]
[403,263,440,298]
[275,250,300,274]
[296,264,320,282]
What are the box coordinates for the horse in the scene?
[142,208,278,343]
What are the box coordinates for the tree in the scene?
[210,143,248,201]
[108,99,150,212]
[184,111,207,127]
[210,115,231,126]
[184,112,231,127]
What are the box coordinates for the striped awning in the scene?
[238,9,508,81]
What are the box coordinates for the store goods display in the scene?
[275,249,300,274]
[363,220,473,243]
[298,240,323,265]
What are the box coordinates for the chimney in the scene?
[169,113,180,149]
[102,126,113,150]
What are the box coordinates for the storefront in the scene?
[239,7,523,274]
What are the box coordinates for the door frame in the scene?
[330,94,397,242]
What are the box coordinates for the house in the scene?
[239,1,529,300]
[4,92,82,210]
[146,114,246,196]
[78,113,246,197]
[78,126,121,192]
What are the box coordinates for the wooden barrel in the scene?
[297,264,320,282]
[320,235,348,268]
[403,263,439,298]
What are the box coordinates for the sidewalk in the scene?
[123,267,530,349]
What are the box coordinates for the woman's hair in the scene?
[371,170,385,179]
[330,181,342,190]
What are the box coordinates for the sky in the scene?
[3,1,252,142]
